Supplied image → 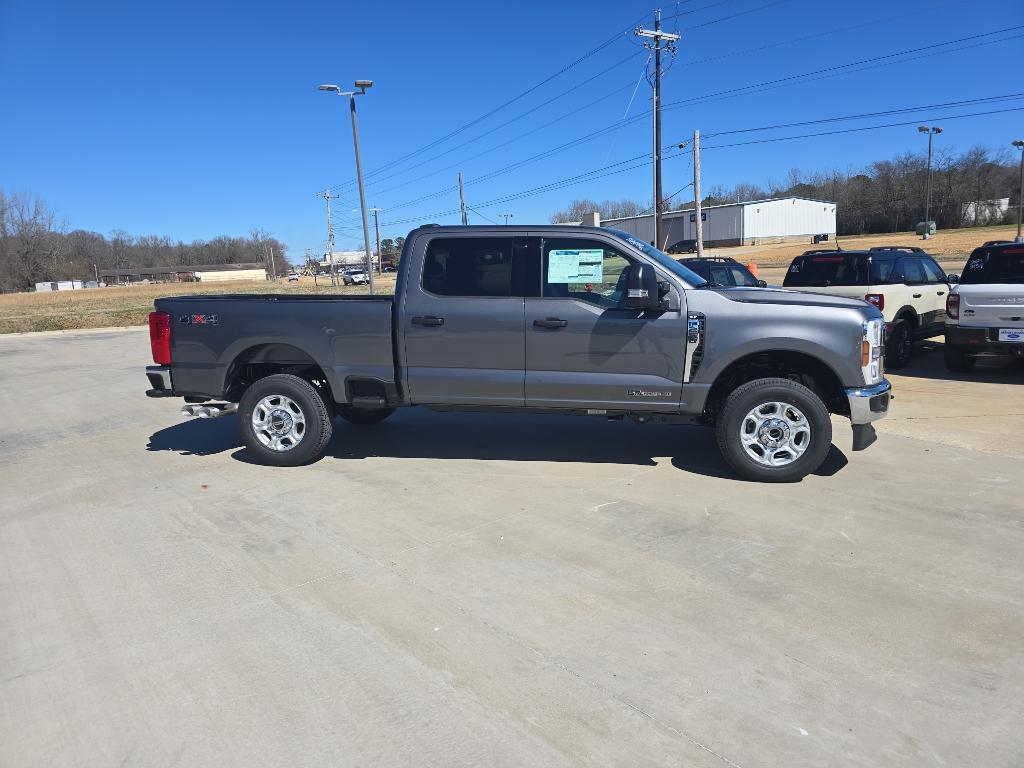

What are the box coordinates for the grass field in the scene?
[1,224,1017,334]
[0,275,397,334]
[728,223,1019,267]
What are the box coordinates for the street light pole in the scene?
[319,80,376,295]
[370,207,383,271]
[918,125,942,239]
[1013,139,1024,243]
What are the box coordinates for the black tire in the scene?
[886,320,913,369]
[943,345,976,373]
[238,374,333,466]
[715,377,832,483]
[336,407,395,426]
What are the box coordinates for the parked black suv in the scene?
[677,256,766,287]
[667,238,698,254]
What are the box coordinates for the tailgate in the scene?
[959,286,1024,329]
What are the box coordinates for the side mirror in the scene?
[757,279,768,288]
[625,263,660,310]
[946,273,959,283]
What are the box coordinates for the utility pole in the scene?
[693,129,704,258]
[319,188,337,286]
[458,172,469,225]
[269,246,278,281]
[918,125,942,239]
[636,10,679,249]
[1013,139,1024,243]
[370,207,382,272]
[500,213,513,225]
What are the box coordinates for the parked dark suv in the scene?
[677,256,766,288]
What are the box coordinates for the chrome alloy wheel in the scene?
[251,394,306,452]
[739,401,811,467]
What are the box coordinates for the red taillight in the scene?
[946,293,960,319]
[865,293,884,311]
[149,311,171,365]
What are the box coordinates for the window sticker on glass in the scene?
[548,249,604,283]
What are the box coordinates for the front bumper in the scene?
[845,379,892,424]
[145,365,175,397]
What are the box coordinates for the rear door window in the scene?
[869,258,896,284]
[899,258,926,285]
[783,254,862,287]
[961,248,1024,284]
[422,237,520,297]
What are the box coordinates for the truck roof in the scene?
[408,224,612,236]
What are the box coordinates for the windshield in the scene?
[606,229,707,286]
[960,247,1024,284]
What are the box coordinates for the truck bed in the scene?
[156,293,396,402]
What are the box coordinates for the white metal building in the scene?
[601,196,837,248]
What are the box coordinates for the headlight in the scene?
[861,318,884,384]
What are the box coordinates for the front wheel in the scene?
[238,374,333,466]
[715,377,832,482]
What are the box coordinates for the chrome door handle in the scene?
[412,315,444,327]
[533,318,568,329]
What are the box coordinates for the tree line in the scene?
[0,190,290,293]
[550,144,1021,236]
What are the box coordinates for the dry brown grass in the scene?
[0,275,397,334]
[2,225,1017,334]
[735,224,1019,268]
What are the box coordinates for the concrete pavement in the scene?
[1,328,1022,767]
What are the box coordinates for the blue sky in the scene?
[1,0,1021,261]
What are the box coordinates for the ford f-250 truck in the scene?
[145,225,891,482]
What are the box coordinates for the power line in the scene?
[376,103,1024,231]
[326,2,806,198]
[328,10,653,194]
[373,27,1022,213]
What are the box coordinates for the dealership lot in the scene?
[1,328,1022,767]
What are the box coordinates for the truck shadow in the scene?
[146,408,847,481]
[147,415,241,456]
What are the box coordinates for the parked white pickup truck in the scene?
[944,242,1024,371]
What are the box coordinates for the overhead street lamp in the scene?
[319,80,376,295]
[1013,139,1024,243]
[918,125,942,240]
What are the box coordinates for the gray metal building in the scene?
[602,196,837,249]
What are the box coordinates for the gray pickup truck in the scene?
[145,225,891,481]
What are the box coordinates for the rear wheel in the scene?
[336,407,395,426]
[238,374,333,466]
[886,320,913,369]
[715,377,832,482]
[943,345,976,372]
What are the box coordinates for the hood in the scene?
[708,286,873,311]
